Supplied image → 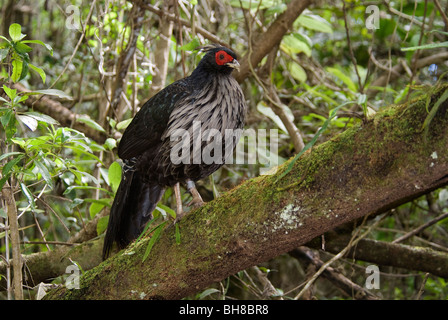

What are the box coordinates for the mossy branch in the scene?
[44,85,448,300]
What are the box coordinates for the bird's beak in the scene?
[226,59,240,72]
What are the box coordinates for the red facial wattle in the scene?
[215,50,234,66]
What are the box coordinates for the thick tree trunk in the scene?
[44,85,448,300]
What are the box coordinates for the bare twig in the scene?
[139,2,230,48]
[148,1,174,98]
[294,215,385,300]
[392,211,448,244]
[234,0,313,83]
[342,1,364,93]
[49,0,97,90]
[290,247,379,300]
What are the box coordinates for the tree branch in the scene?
[234,0,313,83]
[2,181,23,299]
[290,247,379,300]
[307,233,448,279]
[43,85,448,300]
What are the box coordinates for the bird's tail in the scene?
[102,169,165,259]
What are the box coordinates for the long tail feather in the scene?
[102,170,165,259]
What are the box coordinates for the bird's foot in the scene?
[173,209,187,224]
[186,180,206,209]
[187,197,206,209]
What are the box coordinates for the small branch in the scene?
[21,241,77,246]
[367,52,448,97]
[48,0,97,90]
[392,211,448,244]
[148,1,174,98]
[138,2,230,48]
[293,215,384,300]
[342,1,364,93]
[109,4,145,120]
[308,233,448,279]
[290,247,379,300]
[251,266,282,299]
[234,0,313,83]
[433,0,448,30]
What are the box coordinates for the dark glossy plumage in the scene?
[103,45,247,259]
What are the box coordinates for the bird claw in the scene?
[173,206,187,223]
[187,198,206,209]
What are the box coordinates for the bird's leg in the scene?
[173,182,186,221]
[186,179,205,209]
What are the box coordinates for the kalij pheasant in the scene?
[103,45,247,259]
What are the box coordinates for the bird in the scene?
[102,45,247,259]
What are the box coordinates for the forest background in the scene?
[0,0,448,300]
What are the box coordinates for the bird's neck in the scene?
[189,65,234,86]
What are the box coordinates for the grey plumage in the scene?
[103,45,247,259]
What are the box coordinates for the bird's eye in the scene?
[219,54,225,60]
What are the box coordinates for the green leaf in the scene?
[34,158,54,189]
[257,101,294,134]
[17,114,38,131]
[22,39,53,55]
[28,63,46,83]
[2,85,17,100]
[0,152,24,162]
[103,138,117,151]
[289,61,307,82]
[24,111,59,125]
[108,161,122,194]
[10,138,26,148]
[0,48,9,62]
[96,216,109,235]
[401,41,448,52]
[326,66,357,92]
[29,89,73,100]
[20,182,35,210]
[281,34,311,57]
[2,154,24,176]
[422,88,448,138]
[89,202,105,218]
[13,42,32,54]
[116,118,132,131]
[294,13,333,33]
[64,185,113,196]
[0,177,8,193]
[181,38,200,51]
[77,116,106,133]
[137,217,157,242]
[11,59,23,82]
[198,288,220,300]
[0,35,11,44]
[229,0,274,10]
[155,203,176,219]
[142,222,167,262]
[9,24,26,42]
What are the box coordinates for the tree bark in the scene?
[2,182,23,300]
[44,85,448,300]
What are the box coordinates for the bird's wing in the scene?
[117,79,192,160]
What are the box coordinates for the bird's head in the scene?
[196,45,240,75]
